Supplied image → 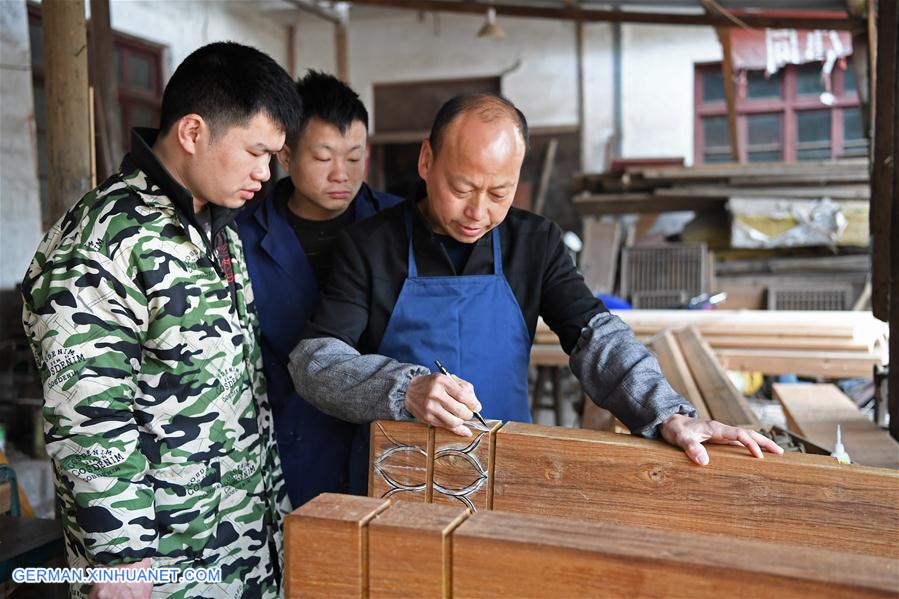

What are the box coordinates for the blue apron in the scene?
[377,205,532,422]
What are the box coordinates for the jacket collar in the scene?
[126,128,241,242]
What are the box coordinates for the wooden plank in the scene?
[674,327,760,428]
[368,501,469,598]
[370,420,431,502]
[574,192,725,215]
[432,420,501,511]
[647,330,711,420]
[773,383,899,470]
[656,184,869,199]
[452,510,899,599]
[578,217,620,294]
[716,348,883,379]
[491,422,899,559]
[284,493,390,599]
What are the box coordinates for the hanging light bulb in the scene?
[477,7,506,40]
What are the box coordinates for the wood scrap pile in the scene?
[572,159,868,220]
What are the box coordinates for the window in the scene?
[694,62,865,164]
[28,5,163,225]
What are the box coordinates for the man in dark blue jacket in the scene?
[238,71,402,508]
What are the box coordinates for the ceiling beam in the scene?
[347,0,863,31]
[284,0,342,24]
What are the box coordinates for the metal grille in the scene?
[631,290,689,309]
[767,285,854,311]
[620,244,709,302]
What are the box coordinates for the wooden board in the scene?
[452,510,899,599]
[773,383,899,470]
[716,348,883,378]
[368,501,469,598]
[432,420,502,510]
[579,217,620,294]
[490,422,899,559]
[647,329,711,419]
[674,327,760,428]
[370,420,432,502]
[284,493,389,598]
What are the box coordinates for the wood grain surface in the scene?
[432,420,501,510]
[370,421,431,502]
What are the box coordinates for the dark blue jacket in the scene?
[237,177,403,507]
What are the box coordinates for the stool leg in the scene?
[552,367,564,426]
[531,366,549,422]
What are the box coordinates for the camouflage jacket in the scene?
[21,152,286,598]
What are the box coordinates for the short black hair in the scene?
[158,42,302,140]
[428,93,529,158]
[287,70,369,148]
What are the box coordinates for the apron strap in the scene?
[403,204,418,278]
[491,225,502,276]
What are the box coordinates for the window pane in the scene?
[702,71,725,102]
[29,21,43,68]
[127,52,154,91]
[747,70,781,99]
[797,110,831,143]
[748,150,782,162]
[796,63,824,97]
[844,66,857,94]
[747,114,781,146]
[702,116,730,148]
[843,109,864,141]
[797,147,832,161]
[703,152,732,163]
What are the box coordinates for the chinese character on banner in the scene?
[765,29,801,75]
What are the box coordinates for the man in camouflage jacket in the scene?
[21,43,302,598]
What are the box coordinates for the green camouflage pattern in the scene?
[21,161,287,598]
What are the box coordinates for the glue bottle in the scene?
[830,424,851,465]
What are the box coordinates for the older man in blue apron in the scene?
[289,93,782,466]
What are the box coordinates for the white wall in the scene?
[295,11,720,171]
[621,24,721,163]
[296,11,580,129]
[108,0,293,79]
[0,1,42,289]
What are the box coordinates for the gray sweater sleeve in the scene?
[569,312,697,438]
[288,336,428,423]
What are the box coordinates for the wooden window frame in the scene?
[694,61,861,164]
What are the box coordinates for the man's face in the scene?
[190,112,284,211]
[418,113,525,243]
[278,117,367,220]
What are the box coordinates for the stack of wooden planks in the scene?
[284,419,899,597]
[285,494,898,599]
[369,421,899,554]
[773,383,899,469]
[532,310,888,379]
[572,159,869,217]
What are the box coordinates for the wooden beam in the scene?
[283,0,341,24]
[335,20,349,82]
[346,0,863,31]
[284,493,389,598]
[88,0,123,182]
[715,26,740,162]
[647,330,711,420]
[715,348,884,379]
[573,192,725,215]
[368,501,469,598]
[773,383,899,469]
[491,422,899,559]
[871,0,897,321]
[453,510,899,598]
[43,0,91,227]
[674,327,760,428]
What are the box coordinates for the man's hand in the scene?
[405,373,483,437]
[87,558,153,599]
[660,413,784,466]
